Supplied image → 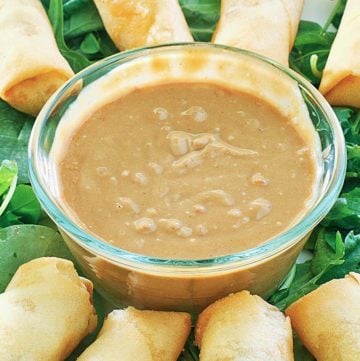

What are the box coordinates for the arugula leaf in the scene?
[180,0,220,42]
[321,188,360,231]
[0,101,34,184]
[270,229,360,311]
[80,33,101,55]
[47,0,118,63]
[93,31,118,58]
[46,0,92,72]
[63,0,91,16]
[311,229,344,275]
[0,225,73,292]
[269,261,321,311]
[290,0,347,85]
[289,21,335,85]
[334,107,360,145]
[0,185,42,227]
[64,2,103,39]
[331,107,360,192]
[347,144,360,180]
[0,160,17,198]
[318,231,360,283]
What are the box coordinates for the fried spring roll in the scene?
[285,272,360,361]
[319,0,360,107]
[0,257,97,361]
[93,0,193,51]
[196,291,294,361]
[78,307,191,361]
[212,0,304,66]
[0,0,74,115]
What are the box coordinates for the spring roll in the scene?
[78,307,191,361]
[319,0,360,107]
[93,0,193,51]
[212,0,304,66]
[0,0,74,116]
[285,272,360,361]
[196,291,294,361]
[0,257,97,361]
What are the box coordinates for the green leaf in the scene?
[80,33,101,55]
[270,229,360,311]
[180,0,221,42]
[63,0,92,17]
[95,31,118,58]
[47,0,92,72]
[0,160,18,198]
[0,225,73,292]
[334,107,360,145]
[289,21,335,85]
[0,100,34,183]
[347,144,360,179]
[0,185,42,227]
[269,261,322,311]
[311,229,345,275]
[321,188,360,231]
[46,0,117,63]
[64,2,103,38]
[332,107,360,187]
[319,231,360,283]
[294,22,330,48]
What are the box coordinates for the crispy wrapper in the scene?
[78,307,191,361]
[212,0,304,66]
[319,0,360,107]
[0,257,97,361]
[196,291,294,361]
[93,0,193,51]
[286,272,360,361]
[0,0,74,115]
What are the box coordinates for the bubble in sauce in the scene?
[134,218,156,234]
[181,106,208,122]
[177,226,193,238]
[153,107,169,121]
[133,172,148,185]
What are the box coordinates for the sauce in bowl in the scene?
[58,82,319,259]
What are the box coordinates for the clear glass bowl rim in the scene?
[28,42,347,271]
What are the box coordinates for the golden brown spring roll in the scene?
[93,0,193,51]
[319,0,360,107]
[212,0,304,66]
[0,257,97,361]
[0,0,74,115]
[286,272,360,361]
[196,291,294,361]
[78,307,191,361]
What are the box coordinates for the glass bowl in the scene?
[28,43,346,314]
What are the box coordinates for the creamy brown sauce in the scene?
[59,83,317,259]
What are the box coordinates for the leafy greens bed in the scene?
[0,0,358,360]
